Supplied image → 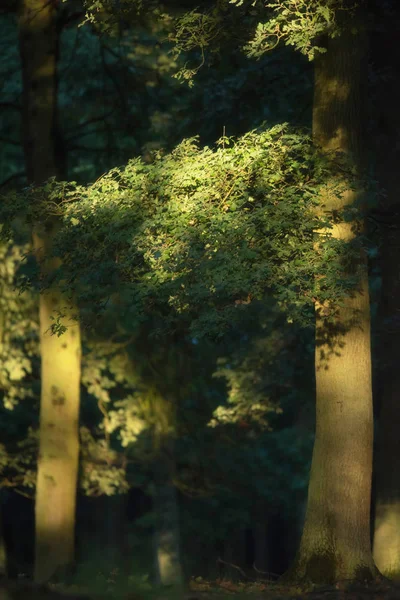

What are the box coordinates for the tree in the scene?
[2,0,381,586]
[166,0,379,582]
[18,0,81,583]
[124,333,187,588]
[146,0,378,583]
[286,9,378,582]
[370,1,400,579]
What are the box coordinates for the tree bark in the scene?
[18,0,81,583]
[285,15,378,584]
[152,440,183,588]
[371,9,400,580]
[131,336,185,587]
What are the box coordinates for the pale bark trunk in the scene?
[33,293,80,583]
[371,11,400,579]
[131,338,184,587]
[18,0,81,583]
[152,441,183,588]
[286,17,378,583]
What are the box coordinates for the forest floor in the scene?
[3,573,400,600]
[36,575,400,600]
[179,577,400,600]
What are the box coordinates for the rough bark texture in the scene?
[18,0,81,583]
[372,10,400,579]
[285,17,378,584]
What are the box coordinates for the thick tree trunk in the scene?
[286,18,378,584]
[371,11,400,580]
[18,0,81,583]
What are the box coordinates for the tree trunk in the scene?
[18,0,81,583]
[286,16,378,584]
[130,337,185,587]
[371,10,400,580]
[152,441,183,588]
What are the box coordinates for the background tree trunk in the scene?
[18,0,81,583]
[371,9,400,579]
[286,16,377,584]
[152,440,183,588]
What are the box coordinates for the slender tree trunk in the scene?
[371,11,400,579]
[152,439,183,588]
[286,17,378,584]
[18,0,81,583]
[131,336,185,588]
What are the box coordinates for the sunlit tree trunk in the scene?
[371,10,400,579]
[286,15,378,584]
[18,0,81,583]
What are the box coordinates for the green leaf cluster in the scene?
[0,241,38,410]
[1,123,363,339]
[230,0,358,61]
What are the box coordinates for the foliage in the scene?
[170,0,360,83]
[229,0,359,60]
[0,240,38,410]
[209,307,309,430]
[0,239,133,496]
[0,123,364,340]
[0,13,24,190]
[0,0,372,581]
[61,0,154,36]
[79,426,129,495]
[58,13,183,183]
[0,1,314,186]
[0,427,38,493]
[58,1,359,86]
